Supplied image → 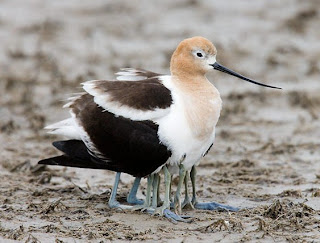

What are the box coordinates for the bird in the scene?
[109,37,281,216]
[39,36,281,222]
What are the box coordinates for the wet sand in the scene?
[1,0,320,242]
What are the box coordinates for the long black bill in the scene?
[211,62,281,89]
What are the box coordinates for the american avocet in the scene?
[39,36,280,221]
[112,37,281,216]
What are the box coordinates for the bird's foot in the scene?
[153,205,169,216]
[145,207,192,223]
[163,209,193,224]
[182,196,195,210]
[127,196,144,205]
[108,200,132,210]
[194,202,239,212]
[131,204,153,212]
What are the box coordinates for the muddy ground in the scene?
[1,0,320,242]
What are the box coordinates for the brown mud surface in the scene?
[1,0,320,242]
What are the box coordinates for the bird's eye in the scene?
[197,52,203,57]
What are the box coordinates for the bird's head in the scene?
[170,36,217,76]
[170,36,281,89]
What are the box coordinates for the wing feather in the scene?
[115,68,161,81]
[82,77,173,121]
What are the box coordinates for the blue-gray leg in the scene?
[157,175,161,206]
[154,166,171,216]
[108,172,132,210]
[191,166,239,212]
[181,170,194,209]
[174,164,186,215]
[153,166,192,223]
[132,174,154,211]
[190,166,197,206]
[151,174,160,208]
[127,177,144,205]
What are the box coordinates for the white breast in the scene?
[156,76,222,172]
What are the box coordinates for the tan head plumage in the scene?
[170,36,217,77]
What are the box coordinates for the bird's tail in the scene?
[38,140,108,169]
[52,139,90,160]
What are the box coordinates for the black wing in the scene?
[39,94,171,178]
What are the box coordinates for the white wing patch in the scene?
[115,68,159,81]
[45,113,110,162]
[63,92,86,108]
[45,118,81,140]
[82,77,172,122]
[71,114,109,162]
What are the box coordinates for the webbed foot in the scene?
[131,204,153,212]
[194,202,239,211]
[182,195,195,210]
[108,199,132,210]
[163,209,193,224]
[127,196,144,205]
